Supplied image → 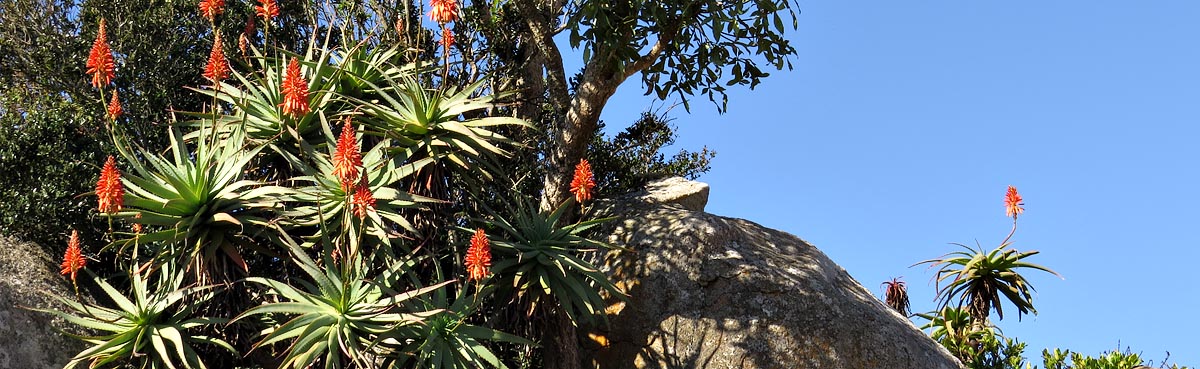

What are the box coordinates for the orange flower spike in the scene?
[464,228,491,281]
[570,158,596,203]
[439,26,455,49]
[350,178,376,219]
[279,57,310,118]
[60,230,87,283]
[198,0,225,22]
[428,0,459,24]
[255,0,279,22]
[1005,185,1025,219]
[96,155,125,214]
[202,35,230,83]
[332,119,363,191]
[85,19,115,89]
[106,91,122,120]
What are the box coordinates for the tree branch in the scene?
[624,30,677,81]
[623,3,699,81]
[513,0,569,110]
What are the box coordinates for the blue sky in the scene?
[592,1,1200,365]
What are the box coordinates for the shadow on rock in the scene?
[580,178,962,369]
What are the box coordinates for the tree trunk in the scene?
[539,65,620,211]
[542,305,582,369]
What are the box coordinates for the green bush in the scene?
[1041,347,1190,369]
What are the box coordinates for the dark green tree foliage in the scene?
[530,0,799,209]
[0,0,199,247]
[0,91,106,248]
[589,111,714,197]
[568,0,797,111]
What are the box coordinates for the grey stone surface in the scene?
[617,177,710,212]
[585,179,962,369]
[0,235,86,369]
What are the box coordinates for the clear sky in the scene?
[593,1,1200,365]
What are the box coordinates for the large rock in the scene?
[585,177,961,369]
[0,235,86,369]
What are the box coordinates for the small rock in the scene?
[622,177,711,212]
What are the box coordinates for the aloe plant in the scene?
[186,46,357,144]
[235,232,450,369]
[39,268,234,369]
[380,283,536,369]
[110,128,288,281]
[881,276,910,316]
[917,241,1061,324]
[278,132,437,249]
[483,200,625,326]
[354,77,531,179]
[916,306,992,361]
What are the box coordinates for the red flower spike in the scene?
[439,26,455,49]
[203,35,229,83]
[570,158,596,203]
[106,91,122,120]
[85,19,115,89]
[1005,185,1024,219]
[428,0,459,24]
[198,0,224,22]
[350,178,376,220]
[96,155,124,214]
[60,230,86,283]
[279,57,310,118]
[465,228,491,281]
[332,119,363,191]
[255,0,279,22]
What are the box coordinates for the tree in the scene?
[506,0,801,210]
[589,111,715,197]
